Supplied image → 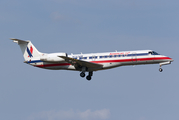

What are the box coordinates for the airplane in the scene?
[10,38,173,80]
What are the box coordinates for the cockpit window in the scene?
[153,51,160,55]
[148,51,160,55]
[149,51,152,55]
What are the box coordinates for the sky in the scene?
[0,0,179,120]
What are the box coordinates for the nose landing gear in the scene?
[159,61,172,72]
[159,68,163,72]
[159,63,163,72]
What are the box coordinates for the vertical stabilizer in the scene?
[10,38,42,61]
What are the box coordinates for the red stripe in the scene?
[92,57,172,64]
[34,57,172,68]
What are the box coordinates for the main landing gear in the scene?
[80,71,93,81]
[80,72,85,77]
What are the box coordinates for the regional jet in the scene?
[11,38,173,80]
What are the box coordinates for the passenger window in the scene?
[109,55,113,58]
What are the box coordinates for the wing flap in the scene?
[59,56,103,68]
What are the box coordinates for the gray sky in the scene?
[0,0,179,120]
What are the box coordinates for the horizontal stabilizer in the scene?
[10,38,30,44]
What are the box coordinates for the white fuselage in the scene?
[26,50,173,71]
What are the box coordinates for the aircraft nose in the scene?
[168,57,174,62]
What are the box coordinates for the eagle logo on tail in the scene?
[27,46,33,58]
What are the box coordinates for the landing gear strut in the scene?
[159,64,163,72]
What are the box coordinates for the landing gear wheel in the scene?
[159,68,163,72]
[86,76,91,81]
[80,72,85,77]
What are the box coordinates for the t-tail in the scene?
[10,38,42,61]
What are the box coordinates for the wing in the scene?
[58,56,103,68]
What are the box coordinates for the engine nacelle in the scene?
[40,53,67,63]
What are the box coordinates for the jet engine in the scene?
[40,53,67,63]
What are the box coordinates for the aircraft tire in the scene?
[80,72,85,77]
[159,68,163,72]
[86,76,91,81]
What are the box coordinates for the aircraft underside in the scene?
[32,58,172,80]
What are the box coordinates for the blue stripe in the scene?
[99,53,149,58]
[127,53,148,56]
[27,53,150,63]
[136,53,149,56]
[27,60,42,63]
[27,47,33,57]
